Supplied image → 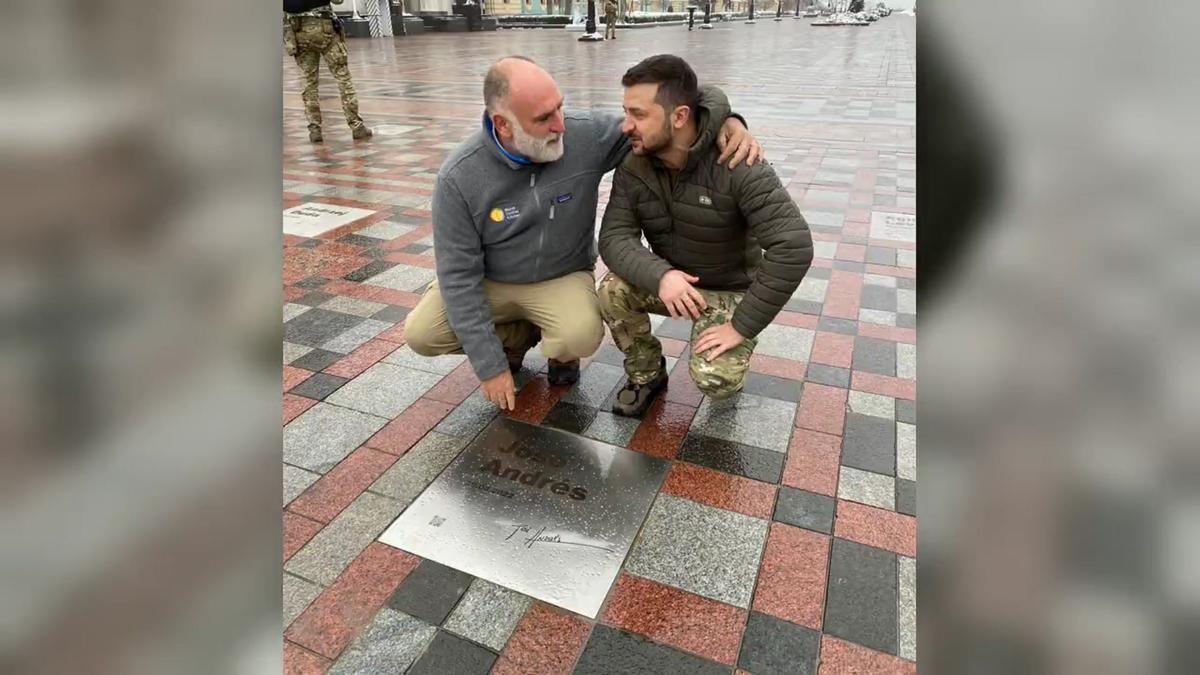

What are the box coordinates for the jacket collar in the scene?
[482,113,533,169]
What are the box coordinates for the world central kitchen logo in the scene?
[479,437,588,501]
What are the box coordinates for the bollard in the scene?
[701,0,713,28]
[688,5,696,30]
[579,0,604,40]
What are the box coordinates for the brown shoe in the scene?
[351,125,373,140]
[309,128,323,143]
[612,358,668,417]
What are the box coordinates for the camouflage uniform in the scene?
[598,272,757,399]
[283,1,368,139]
[604,0,619,39]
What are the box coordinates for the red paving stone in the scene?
[366,398,455,455]
[506,377,567,425]
[834,500,918,557]
[285,542,420,660]
[423,361,480,405]
[283,511,325,562]
[323,338,402,379]
[602,575,746,666]
[284,285,307,303]
[284,366,313,392]
[659,336,688,357]
[857,323,917,344]
[492,602,592,675]
[661,462,776,519]
[834,243,867,262]
[288,447,399,523]
[822,270,865,321]
[818,635,918,675]
[810,331,855,369]
[628,399,697,459]
[284,641,331,675]
[852,371,917,401]
[749,353,808,381]
[664,362,706,408]
[795,382,848,436]
[782,428,843,496]
[752,522,830,631]
[284,393,319,425]
[773,310,820,329]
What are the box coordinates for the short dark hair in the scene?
[621,54,700,121]
[484,55,538,113]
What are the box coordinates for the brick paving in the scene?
[283,15,915,674]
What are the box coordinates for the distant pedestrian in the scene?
[283,0,373,143]
[604,0,619,40]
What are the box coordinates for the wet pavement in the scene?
[283,15,915,675]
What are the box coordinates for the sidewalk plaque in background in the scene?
[378,417,670,618]
[869,210,917,243]
[283,203,376,237]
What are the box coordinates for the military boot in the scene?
[309,128,323,143]
[612,358,668,417]
[547,359,580,386]
[351,124,373,140]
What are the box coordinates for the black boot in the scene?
[612,358,668,417]
[547,359,580,386]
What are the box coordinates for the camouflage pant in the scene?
[287,16,365,132]
[597,272,757,399]
[605,10,617,39]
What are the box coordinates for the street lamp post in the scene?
[579,0,604,40]
[775,0,783,19]
[746,0,756,22]
[701,0,713,28]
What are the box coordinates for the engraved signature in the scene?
[504,524,614,553]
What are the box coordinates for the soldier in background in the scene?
[604,0,619,40]
[283,0,373,143]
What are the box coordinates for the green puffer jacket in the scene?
[597,102,814,339]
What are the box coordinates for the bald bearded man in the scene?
[403,56,763,411]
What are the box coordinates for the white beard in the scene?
[507,116,565,163]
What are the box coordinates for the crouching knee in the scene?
[691,363,747,400]
[542,316,605,361]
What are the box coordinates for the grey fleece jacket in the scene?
[432,88,736,381]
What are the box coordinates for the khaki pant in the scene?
[404,270,605,365]
[597,272,757,399]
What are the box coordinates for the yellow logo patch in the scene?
[489,208,504,223]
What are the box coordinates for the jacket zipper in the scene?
[531,172,545,279]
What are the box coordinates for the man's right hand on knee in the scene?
[481,370,517,410]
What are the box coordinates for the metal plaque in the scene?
[378,417,670,618]
[869,210,917,243]
[283,203,377,237]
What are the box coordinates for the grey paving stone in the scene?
[678,433,785,484]
[336,233,386,247]
[581,410,642,448]
[654,317,694,341]
[296,276,330,290]
[283,341,313,365]
[859,308,897,327]
[774,487,836,534]
[365,264,437,292]
[896,249,915,268]
[562,362,626,408]
[370,431,468,505]
[625,494,768,608]
[328,608,437,675]
[318,295,389,318]
[290,348,343,372]
[590,343,627,368]
[832,260,866,273]
[860,285,898,312]
[284,308,367,348]
[812,241,838,259]
[574,624,728,675]
[370,304,411,323]
[897,312,917,328]
[283,572,321,628]
[896,478,916,516]
[754,324,815,362]
[838,467,896,511]
[283,303,311,323]
[896,422,916,481]
[387,560,474,626]
[285,491,405,586]
[784,299,824,316]
[897,276,916,290]
[541,401,597,435]
[356,220,417,240]
[321,318,391,354]
[325,362,443,419]
[818,316,858,335]
[383,344,467,375]
[898,555,916,660]
[296,238,324,248]
[863,273,898,288]
[284,464,321,506]
[896,342,916,380]
[295,290,334,307]
[737,611,821,675]
[865,246,898,266]
[896,288,916,315]
[434,391,499,439]
[288,372,349,400]
[792,276,829,303]
[804,210,845,228]
[896,398,916,424]
[806,363,851,389]
[692,393,797,454]
[443,579,532,652]
[406,630,497,675]
[825,538,898,655]
[283,403,387,473]
[805,266,832,280]
[742,372,803,403]
[848,390,896,420]
[852,336,897,376]
[343,259,397,283]
[843,412,895,477]
[401,243,431,255]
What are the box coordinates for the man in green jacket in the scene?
[598,54,813,417]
